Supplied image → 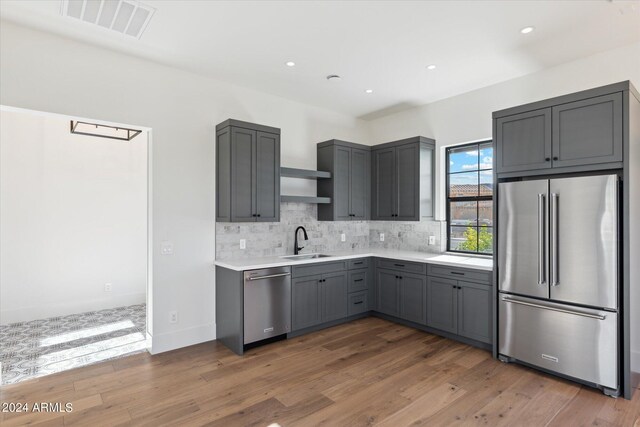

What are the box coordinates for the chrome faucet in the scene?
[294,226,308,255]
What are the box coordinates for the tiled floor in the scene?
[0,304,147,385]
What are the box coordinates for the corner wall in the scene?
[0,20,370,353]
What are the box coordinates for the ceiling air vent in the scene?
[61,0,155,39]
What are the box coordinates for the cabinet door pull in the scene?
[353,301,364,305]
[354,279,364,282]
[450,271,464,276]
[394,263,405,267]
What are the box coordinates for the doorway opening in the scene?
[0,106,153,385]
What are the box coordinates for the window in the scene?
[446,141,493,255]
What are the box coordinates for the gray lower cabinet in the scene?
[216,119,280,222]
[321,272,348,322]
[292,271,347,331]
[291,275,321,330]
[426,277,458,334]
[371,137,435,221]
[457,281,491,343]
[399,273,427,324]
[376,267,426,324]
[426,276,491,344]
[317,140,371,221]
[376,269,400,317]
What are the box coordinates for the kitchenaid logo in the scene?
[541,354,559,363]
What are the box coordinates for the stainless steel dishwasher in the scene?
[243,266,291,345]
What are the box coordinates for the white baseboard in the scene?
[0,293,147,325]
[150,323,216,355]
[632,350,640,373]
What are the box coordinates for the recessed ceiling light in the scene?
[285,61,296,67]
[426,64,436,70]
[326,74,342,82]
[520,26,535,34]
[365,89,373,94]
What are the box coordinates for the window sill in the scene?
[445,251,492,259]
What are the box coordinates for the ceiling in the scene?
[1,1,639,120]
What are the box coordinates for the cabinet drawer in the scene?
[377,258,426,275]
[292,261,347,278]
[427,265,491,284]
[348,258,370,270]
[348,269,368,293]
[348,291,368,315]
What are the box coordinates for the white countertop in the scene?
[214,249,493,272]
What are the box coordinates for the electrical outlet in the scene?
[161,241,173,255]
[104,283,112,292]
[340,233,346,242]
[380,233,385,242]
[169,311,178,324]
[428,235,436,245]
[240,239,246,250]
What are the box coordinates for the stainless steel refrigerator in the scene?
[498,174,619,396]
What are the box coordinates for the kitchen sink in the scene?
[280,253,332,260]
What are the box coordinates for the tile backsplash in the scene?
[216,202,446,260]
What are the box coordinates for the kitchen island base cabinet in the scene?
[292,272,348,331]
[426,277,491,344]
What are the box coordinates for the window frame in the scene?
[445,140,493,255]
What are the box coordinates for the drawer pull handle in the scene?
[394,264,405,267]
[354,301,364,305]
[354,262,363,265]
[450,271,465,276]
[354,279,364,282]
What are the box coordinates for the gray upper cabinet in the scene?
[371,148,396,220]
[496,108,552,174]
[551,93,622,168]
[216,119,280,222]
[371,137,435,221]
[317,140,370,221]
[494,87,625,176]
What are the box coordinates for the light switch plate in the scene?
[160,241,173,255]
[104,283,112,292]
[380,233,385,242]
[240,239,246,249]
[429,235,436,245]
[340,233,346,242]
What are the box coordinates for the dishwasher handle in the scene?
[247,272,291,281]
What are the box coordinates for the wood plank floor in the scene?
[1,317,639,426]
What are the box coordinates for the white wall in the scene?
[367,41,640,220]
[0,21,368,353]
[0,110,147,324]
[366,41,640,374]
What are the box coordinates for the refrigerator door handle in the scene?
[537,194,546,285]
[550,193,559,286]
[501,296,606,320]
